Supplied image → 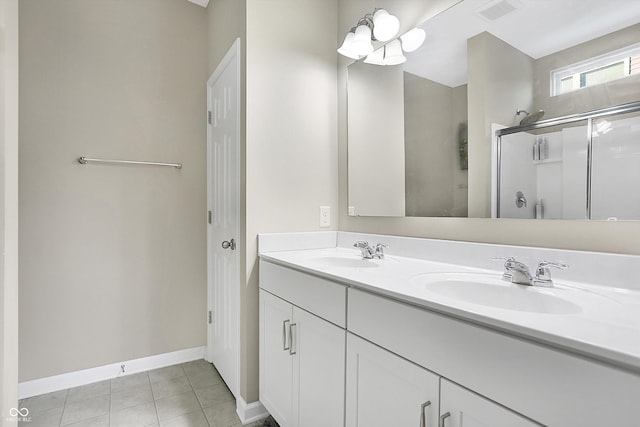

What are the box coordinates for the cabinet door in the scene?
[292,306,346,427]
[259,290,294,427]
[440,379,540,427]
[346,333,440,427]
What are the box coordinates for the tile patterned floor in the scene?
[18,359,269,427]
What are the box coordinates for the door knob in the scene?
[221,239,236,250]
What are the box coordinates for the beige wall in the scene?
[338,1,640,255]
[467,32,534,218]
[245,0,338,402]
[533,24,640,119]
[1,0,19,421]
[207,0,246,75]
[19,0,208,381]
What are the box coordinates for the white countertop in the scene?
[260,245,640,373]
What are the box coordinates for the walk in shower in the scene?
[494,101,640,220]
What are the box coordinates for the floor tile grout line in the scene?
[57,388,70,427]
[182,361,213,427]
[108,378,112,427]
[149,370,162,427]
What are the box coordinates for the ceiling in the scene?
[402,0,640,87]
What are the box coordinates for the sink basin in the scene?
[307,256,381,269]
[409,272,582,314]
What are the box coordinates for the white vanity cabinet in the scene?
[345,333,440,427]
[259,247,640,427]
[259,261,346,427]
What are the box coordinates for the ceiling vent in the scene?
[475,0,522,22]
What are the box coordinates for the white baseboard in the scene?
[18,346,205,399]
[236,395,269,425]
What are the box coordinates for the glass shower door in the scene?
[590,110,640,220]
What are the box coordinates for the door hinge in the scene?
[208,210,212,224]
[208,110,212,125]
[208,310,212,324]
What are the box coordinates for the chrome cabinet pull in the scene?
[282,320,290,351]
[289,323,297,355]
[420,400,431,427]
[439,412,451,427]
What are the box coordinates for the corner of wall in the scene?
[1,0,20,421]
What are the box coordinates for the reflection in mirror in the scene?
[347,61,468,217]
[348,62,406,217]
[347,0,640,219]
[496,104,640,220]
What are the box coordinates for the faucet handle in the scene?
[534,260,568,286]
[374,243,389,259]
[353,241,369,248]
[537,260,568,270]
[492,256,516,281]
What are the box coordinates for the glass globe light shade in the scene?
[400,28,426,53]
[337,31,360,59]
[350,24,374,56]
[372,9,400,42]
[383,39,406,65]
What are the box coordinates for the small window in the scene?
[551,43,640,96]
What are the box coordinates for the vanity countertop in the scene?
[260,245,640,373]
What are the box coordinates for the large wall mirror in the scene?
[347,0,640,219]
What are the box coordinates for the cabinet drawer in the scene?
[260,260,347,327]
[348,288,640,427]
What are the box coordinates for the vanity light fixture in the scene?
[338,9,423,65]
[338,8,399,59]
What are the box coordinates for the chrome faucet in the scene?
[354,241,388,259]
[503,257,534,285]
[493,257,568,287]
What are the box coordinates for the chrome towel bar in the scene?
[78,157,182,169]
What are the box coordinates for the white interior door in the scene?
[207,38,241,399]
